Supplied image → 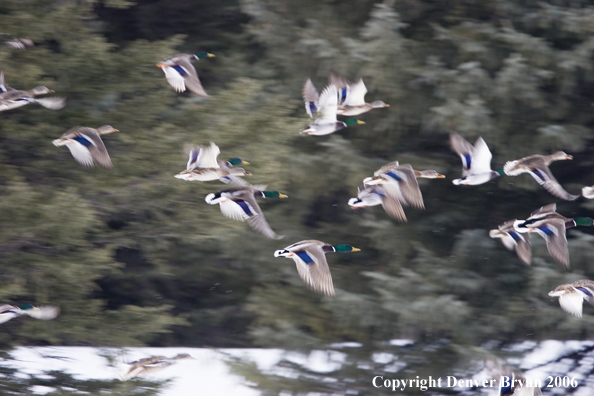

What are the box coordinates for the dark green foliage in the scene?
[2,0,594,393]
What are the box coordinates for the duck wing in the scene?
[379,194,407,222]
[529,203,557,218]
[497,220,532,265]
[182,71,208,97]
[531,218,570,269]
[373,161,399,177]
[341,79,367,107]
[219,175,253,187]
[75,128,113,169]
[449,133,474,177]
[218,191,253,222]
[469,137,494,175]
[573,283,594,308]
[558,292,585,318]
[289,241,335,296]
[302,78,320,118]
[195,142,220,169]
[35,97,66,110]
[530,164,578,201]
[328,73,349,104]
[315,85,339,125]
[393,164,424,209]
[229,190,282,239]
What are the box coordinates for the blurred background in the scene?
[1,0,594,394]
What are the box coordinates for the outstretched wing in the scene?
[449,133,474,176]
[316,85,339,124]
[302,78,320,118]
[291,243,335,296]
[470,137,493,174]
[342,79,367,107]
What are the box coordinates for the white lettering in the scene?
[372,376,383,388]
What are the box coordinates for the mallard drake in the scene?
[157,52,214,97]
[119,353,195,381]
[548,280,594,318]
[450,133,503,185]
[349,184,406,221]
[301,80,364,135]
[274,240,360,296]
[175,142,251,183]
[0,304,59,324]
[360,161,445,221]
[205,187,287,239]
[329,74,389,116]
[514,204,593,269]
[503,152,578,200]
[52,125,119,169]
[0,81,65,111]
[489,219,532,266]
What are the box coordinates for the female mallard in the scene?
[205,187,287,239]
[175,142,251,183]
[0,83,65,112]
[120,353,195,381]
[329,74,389,116]
[157,52,214,97]
[489,219,532,266]
[0,304,59,324]
[503,152,578,200]
[274,240,360,296]
[52,125,119,169]
[548,280,594,318]
[349,184,406,221]
[450,133,503,185]
[361,161,445,220]
[514,203,593,269]
[301,80,364,135]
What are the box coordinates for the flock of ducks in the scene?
[2,45,593,388]
[447,132,594,318]
[454,131,594,318]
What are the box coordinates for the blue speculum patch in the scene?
[385,171,402,181]
[74,136,92,147]
[532,169,544,181]
[538,225,554,236]
[236,200,253,216]
[464,154,471,168]
[308,102,317,114]
[576,287,593,297]
[509,231,521,241]
[296,251,314,264]
[172,65,188,76]
[340,89,347,101]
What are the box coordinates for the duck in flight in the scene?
[503,152,578,201]
[450,132,503,185]
[274,240,360,296]
[52,125,119,169]
[157,52,214,97]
